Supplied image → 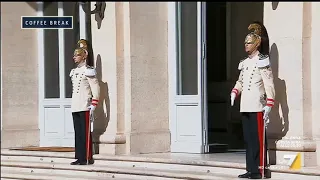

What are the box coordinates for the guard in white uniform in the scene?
[70,39,100,165]
[231,23,275,179]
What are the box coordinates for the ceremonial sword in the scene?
[86,111,94,164]
[262,116,270,179]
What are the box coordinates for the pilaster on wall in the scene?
[91,2,170,155]
[264,2,318,167]
[122,2,170,154]
[90,2,126,155]
[301,1,316,167]
[310,2,320,167]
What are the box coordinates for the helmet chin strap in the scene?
[248,49,260,59]
[77,59,87,67]
[248,46,259,55]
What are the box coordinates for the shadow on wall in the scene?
[93,2,106,29]
[272,2,279,10]
[27,2,37,10]
[86,2,108,154]
[92,54,110,154]
[267,43,289,165]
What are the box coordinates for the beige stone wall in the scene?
[264,2,320,167]
[1,2,39,148]
[91,2,170,155]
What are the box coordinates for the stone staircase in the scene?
[1,149,320,180]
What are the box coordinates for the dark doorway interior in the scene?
[206,2,264,152]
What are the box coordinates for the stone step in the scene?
[2,149,320,180]
[1,166,176,180]
[1,160,240,180]
[2,170,104,180]
[3,149,320,176]
[1,155,242,176]
[2,158,320,180]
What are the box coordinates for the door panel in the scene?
[43,2,60,99]
[169,2,206,153]
[176,104,201,142]
[64,107,74,137]
[44,107,62,136]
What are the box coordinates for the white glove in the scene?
[262,106,271,121]
[230,92,236,106]
[88,104,96,114]
[87,105,96,123]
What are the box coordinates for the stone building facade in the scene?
[1,2,320,167]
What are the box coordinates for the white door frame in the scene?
[37,2,45,147]
[79,3,87,39]
[37,2,87,147]
[201,2,208,153]
[168,2,208,153]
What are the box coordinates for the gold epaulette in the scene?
[86,65,94,69]
[258,53,269,60]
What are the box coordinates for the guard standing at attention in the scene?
[230,23,275,179]
[70,39,100,165]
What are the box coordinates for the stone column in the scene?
[91,2,170,155]
[1,2,39,148]
[264,2,317,167]
[90,2,126,155]
[122,2,170,154]
[310,2,320,166]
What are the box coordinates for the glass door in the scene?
[39,2,83,147]
[168,2,207,153]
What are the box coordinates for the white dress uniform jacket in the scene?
[232,53,275,112]
[70,65,100,112]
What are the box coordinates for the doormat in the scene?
[10,146,75,152]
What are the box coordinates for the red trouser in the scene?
[241,112,268,175]
[72,111,93,162]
